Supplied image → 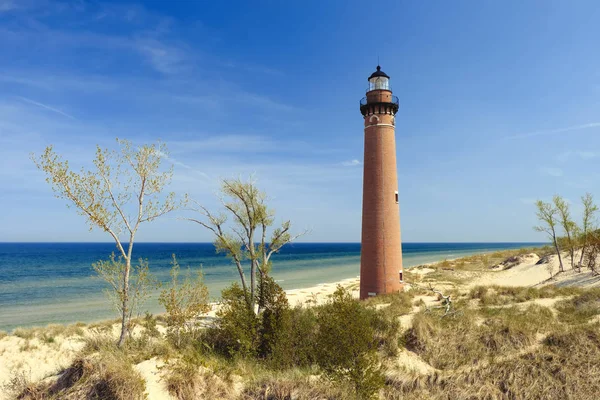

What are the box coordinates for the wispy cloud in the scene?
[557,150,599,163]
[341,159,362,167]
[507,122,600,140]
[538,166,563,177]
[134,38,190,75]
[16,96,76,120]
[0,0,17,12]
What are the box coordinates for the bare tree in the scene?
[188,177,306,313]
[534,200,564,273]
[32,139,183,347]
[578,193,598,269]
[554,196,578,270]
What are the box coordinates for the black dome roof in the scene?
[368,65,390,80]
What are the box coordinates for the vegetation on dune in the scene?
[469,285,583,306]
[158,254,210,348]
[187,177,306,315]
[535,193,600,277]
[405,304,555,370]
[555,288,600,324]
[386,323,600,400]
[32,139,184,347]
[11,244,600,400]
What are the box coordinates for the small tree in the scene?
[188,177,305,313]
[584,230,600,275]
[554,196,578,270]
[315,286,384,399]
[578,193,598,269]
[32,139,183,347]
[158,255,210,348]
[534,200,564,273]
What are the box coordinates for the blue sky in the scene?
[1,0,599,243]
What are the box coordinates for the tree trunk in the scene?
[553,237,564,273]
[250,259,256,314]
[117,257,131,347]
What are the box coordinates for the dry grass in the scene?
[11,323,87,344]
[469,285,583,306]
[405,304,555,370]
[240,373,352,400]
[16,351,146,400]
[555,288,600,324]
[386,323,600,400]
[164,359,238,400]
[0,330,8,340]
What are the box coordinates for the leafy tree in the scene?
[534,200,564,273]
[158,255,210,348]
[32,139,183,346]
[554,195,578,270]
[578,193,598,269]
[188,177,305,313]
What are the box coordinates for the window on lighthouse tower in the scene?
[369,76,389,91]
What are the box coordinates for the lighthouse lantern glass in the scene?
[369,76,389,91]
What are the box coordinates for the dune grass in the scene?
[386,323,600,399]
[405,304,555,370]
[555,288,600,324]
[469,285,583,306]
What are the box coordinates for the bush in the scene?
[257,274,291,361]
[159,255,210,348]
[208,283,259,358]
[268,306,319,369]
[315,286,384,399]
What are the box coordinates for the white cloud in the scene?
[507,122,600,140]
[557,150,599,163]
[16,96,76,120]
[538,167,563,177]
[341,159,362,167]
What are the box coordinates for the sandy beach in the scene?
[1,249,599,399]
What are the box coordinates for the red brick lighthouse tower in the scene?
[359,65,404,299]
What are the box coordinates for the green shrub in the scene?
[269,306,318,369]
[208,283,259,358]
[257,274,291,360]
[315,286,384,399]
[141,312,161,338]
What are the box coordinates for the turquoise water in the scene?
[0,242,543,331]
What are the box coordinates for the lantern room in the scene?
[368,65,390,91]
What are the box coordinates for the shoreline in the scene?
[2,245,597,400]
[0,244,545,333]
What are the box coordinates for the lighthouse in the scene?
[359,66,404,299]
